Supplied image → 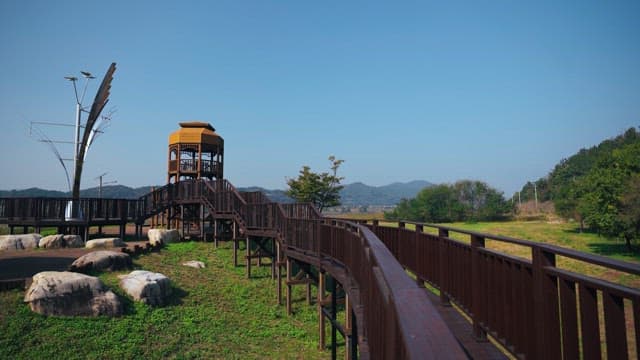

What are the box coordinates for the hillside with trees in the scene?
[516,127,640,250]
[384,180,513,223]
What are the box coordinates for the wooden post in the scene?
[345,293,352,360]
[471,234,487,341]
[439,228,451,306]
[331,276,337,360]
[286,257,292,315]
[276,241,282,305]
[233,237,238,267]
[532,247,560,359]
[200,204,204,241]
[306,274,312,305]
[318,272,326,350]
[246,236,251,279]
[350,308,358,360]
[271,239,276,280]
[415,224,424,287]
[214,219,218,248]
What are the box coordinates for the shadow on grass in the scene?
[165,285,189,306]
[562,226,597,235]
[587,243,639,260]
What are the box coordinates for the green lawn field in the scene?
[0,241,335,360]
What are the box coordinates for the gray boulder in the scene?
[0,234,41,251]
[182,260,205,269]
[119,270,172,306]
[63,235,84,248]
[39,234,65,249]
[85,237,125,249]
[147,229,180,246]
[24,271,122,317]
[70,250,132,273]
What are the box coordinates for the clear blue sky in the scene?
[1,1,638,196]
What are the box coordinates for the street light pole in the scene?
[64,71,94,220]
[74,102,81,174]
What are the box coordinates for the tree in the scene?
[579,142,640,251]
[385,180,512,223]
[620,175,640,250]
[286,156,344,212]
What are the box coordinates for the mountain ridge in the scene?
[0,180,433,206]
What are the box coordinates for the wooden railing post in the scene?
[471,234,487,341]
[532,247,561,359]
[318,271,326,350]
[415,224,424,287]
[438,228,451,306]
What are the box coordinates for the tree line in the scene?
[384,180,513,223]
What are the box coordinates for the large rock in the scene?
[85,237,125,249]
[147,229,180,246]
[70,251,132,273]
[182,260,205,269]
[64,235,84,248]
[39,234,84,249]
[39,234,65,249]
[24,271,122,317]
[119,270,172,306]
[0,234,41,251]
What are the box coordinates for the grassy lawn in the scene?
[0,241,333,359]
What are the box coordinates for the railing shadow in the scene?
[588,242,639,259]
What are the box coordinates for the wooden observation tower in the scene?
[165,121,224,239]
[168,121,224,183]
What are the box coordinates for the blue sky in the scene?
[1,1,638,196]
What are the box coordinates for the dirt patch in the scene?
[0,242,148,281]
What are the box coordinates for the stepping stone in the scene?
[85,237,125,249]
[24,271,122,317]
[0,234,41,251]
[119,270,172,306]
[70,251,132,273]
[182,260,205,269]
[148,229,180,246]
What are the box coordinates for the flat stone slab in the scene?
[85,238,125,249]
[70,251,132,273]
[0,234,41,251]
[39,234,64,249]
[182,260,205,269]
[119,270,172,306]
[63,235,84,248]
[39,234,84,249]
[24,271,122,317]
[147,229,180,246]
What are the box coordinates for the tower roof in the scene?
[169,121,223,146]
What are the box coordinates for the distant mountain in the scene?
[0,185,157,199]
[341,180,433,205]
[236,186,293,203]
[239,180,433,205]
[0,187,68,198]
[0,180,432,205]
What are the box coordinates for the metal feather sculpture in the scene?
[71,62,116,202]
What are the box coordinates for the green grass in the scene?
[0,241,334,359]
